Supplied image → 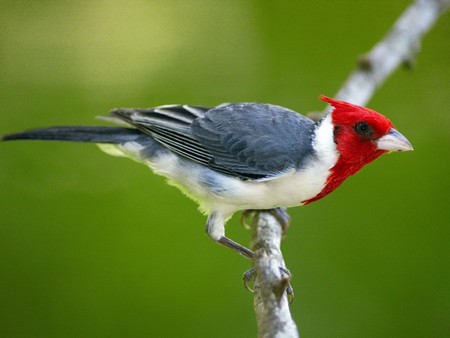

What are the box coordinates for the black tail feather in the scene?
[2,126,144,144]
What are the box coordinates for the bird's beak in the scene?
[376,128,413,152]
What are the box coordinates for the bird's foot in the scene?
[269,207,291,236]
[243,267,294,303]
[240,210,257,230]
[240,208,291,236]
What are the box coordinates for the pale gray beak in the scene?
[376,128,413,152]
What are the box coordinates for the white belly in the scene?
[143,150,333,215]
[98,113,338,216]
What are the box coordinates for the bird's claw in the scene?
[243,266,294,303]
[240,210,257,230]
[241,208,291,236]
[269,207,291,236]
[240,208,293,302]
[243,267,256,293]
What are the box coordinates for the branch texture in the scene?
[251,212,298,338]
[250,1,449,337]
[335,0,450,106]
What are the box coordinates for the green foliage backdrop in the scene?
[1,1,449,337]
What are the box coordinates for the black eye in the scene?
[354,122,371,136]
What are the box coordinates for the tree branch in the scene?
[334,0,450,107]
[250,1,449,337]
[251,212,298,338]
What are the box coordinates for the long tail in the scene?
[2,126,144,144]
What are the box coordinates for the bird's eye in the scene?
[354,122,371,136]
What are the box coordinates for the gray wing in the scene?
[191,103,315,179]
[110,104,234,174]
[110,103,315,180]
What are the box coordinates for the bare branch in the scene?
[251,0,449,336]
[335,0,450,107]
[251,212,299,338]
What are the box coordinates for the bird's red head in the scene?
[322,96,393,165]
[303,96,412,204]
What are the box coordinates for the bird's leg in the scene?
[269,207,291,236]
[241,208,291,236]
[207,211,294,300]
[217,236,253,260]
[218,235,294,301]
[206,213,254,260]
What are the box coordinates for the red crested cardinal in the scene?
[2,96,413,259]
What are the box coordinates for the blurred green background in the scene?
[1,1,449,337]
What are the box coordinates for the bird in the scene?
[2,96,413,260]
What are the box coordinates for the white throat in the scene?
[312,113,339,169]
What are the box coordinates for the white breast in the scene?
[98,114,338,216]
[199,113,338,212]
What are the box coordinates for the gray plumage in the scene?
[110,103,315,180]
[191,103,315,179]
[3,103,316,181]
[2,126,142,143]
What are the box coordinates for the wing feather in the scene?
[191,103,316,177]
[109,103,316,180]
